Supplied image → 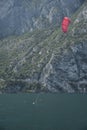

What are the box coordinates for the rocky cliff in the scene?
[0,0,84,38]
[0,0,87,93]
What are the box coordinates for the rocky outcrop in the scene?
[0,0,84,38]
[40,41,87,93]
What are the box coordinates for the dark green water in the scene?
[0,93,87,130]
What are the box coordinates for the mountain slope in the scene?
[0,0,84,38]
[0,0,87,93]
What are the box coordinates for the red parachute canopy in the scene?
[61,17,71,33]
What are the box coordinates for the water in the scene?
[0,93,87,130]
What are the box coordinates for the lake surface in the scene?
[0,93,87,130]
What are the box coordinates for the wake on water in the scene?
[32,94,41,105]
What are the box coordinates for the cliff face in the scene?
[0,0,87,93]
[0,0,84,38]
